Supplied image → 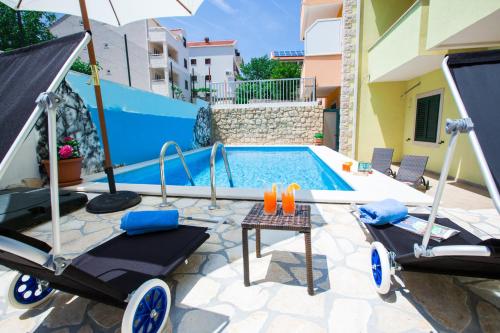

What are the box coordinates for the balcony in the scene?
[300,0,343,39]
[149,27,167,42]
[151,79,168,95]
[149,54,166,68]
[368,1,445,82]
[426,0,500,50]
[304,18,342,56]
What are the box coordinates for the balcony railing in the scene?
[210,78,316,105]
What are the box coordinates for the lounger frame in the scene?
[413,56,500,258]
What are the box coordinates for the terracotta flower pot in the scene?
[314,138,323,146]
[42,157,83,187]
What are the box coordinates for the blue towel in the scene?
[359,199,408,225]
[120,210,179,235]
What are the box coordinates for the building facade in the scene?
[300,0,344,109]
[353,0,500,186]
[188,38,242,92]
[51,16,191,100]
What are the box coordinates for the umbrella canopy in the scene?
[2,0,203,26]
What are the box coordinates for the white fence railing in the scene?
[210,77,316,105]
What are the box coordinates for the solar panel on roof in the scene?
[272,50,304,57]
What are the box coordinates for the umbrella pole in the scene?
[78,0,116,194]
[79,0,141,213]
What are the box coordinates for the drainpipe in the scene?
[350,0,361,159]
[124,34,132,87]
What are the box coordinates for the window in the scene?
[185,80,189,90]
[205,58,211,65]
[184,58,188,69]
[205,75,211,81]
[414,93,442,143]
[183,37,187,48]
[191,59,197,65]
[192,75,198,82]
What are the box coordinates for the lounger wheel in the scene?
[122,279,171,333]
[370,242,391,294]
[8,273,55,309]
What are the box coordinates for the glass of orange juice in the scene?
[282,183,300,216]
[263,184,277,215]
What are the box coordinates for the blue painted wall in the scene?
[66,71,200,165]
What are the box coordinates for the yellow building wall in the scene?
[401,70,484,186]
[355,0,415,162]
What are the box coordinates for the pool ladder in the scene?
[159,141,195,207]
[209,141,234,210]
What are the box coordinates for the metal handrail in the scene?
[159,141,195,207]
[209,142,234,210]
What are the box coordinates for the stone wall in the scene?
[339,0,360,157]
[211,103,323,145]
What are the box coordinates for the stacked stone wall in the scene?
[211,104,323,145]
[339,0,360,156]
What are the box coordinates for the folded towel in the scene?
[120,210,179,235]
[359,199,408,225]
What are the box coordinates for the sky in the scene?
[159,0,304,61]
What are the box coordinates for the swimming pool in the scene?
[97,146,353,191]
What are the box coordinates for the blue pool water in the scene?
[97,146,353,191]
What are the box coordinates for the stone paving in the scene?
[0,196,499,332]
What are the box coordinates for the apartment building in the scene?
[300,0,343,108]
[188,38,242,92]
[50,17,191,100]
[352,0,500,186]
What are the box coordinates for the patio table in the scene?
[241,203,314,295]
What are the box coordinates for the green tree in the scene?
[0,3,56,51]
[238,55,301,81]
[270,61,301,79]
[235,55,302,103]
[238,56,276,80]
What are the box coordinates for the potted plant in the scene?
[42,136,83,187]
[314,133,324,146]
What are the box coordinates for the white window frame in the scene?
[411,88,444,147]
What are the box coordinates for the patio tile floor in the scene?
[0,195,499,332]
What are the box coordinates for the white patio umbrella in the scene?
[1,0,204,213]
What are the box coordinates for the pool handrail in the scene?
[209,142,234,210]
[159,141,195,207]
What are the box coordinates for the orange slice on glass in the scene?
[287,183,301,192]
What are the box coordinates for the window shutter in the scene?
[414,94,441,143]
[426,95,440,142]
[414,98,428,142]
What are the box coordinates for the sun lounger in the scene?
[395,155,430,190]
[371,148,394,176]
[359,49,500,294]
[0,33,211,332]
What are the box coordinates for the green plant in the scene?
[314,133,324,139]
[172,84,185,100]
[70,57,98,75]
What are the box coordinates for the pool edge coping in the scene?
[69,145,434,206]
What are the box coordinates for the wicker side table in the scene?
[241,203,314,295]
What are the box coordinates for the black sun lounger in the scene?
[0,33,211,333]
[0,187,88,231]
[364,50,500,294]
[0,225,209,307]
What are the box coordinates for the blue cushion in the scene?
[120,210,179,235]
[359,199,408,225]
